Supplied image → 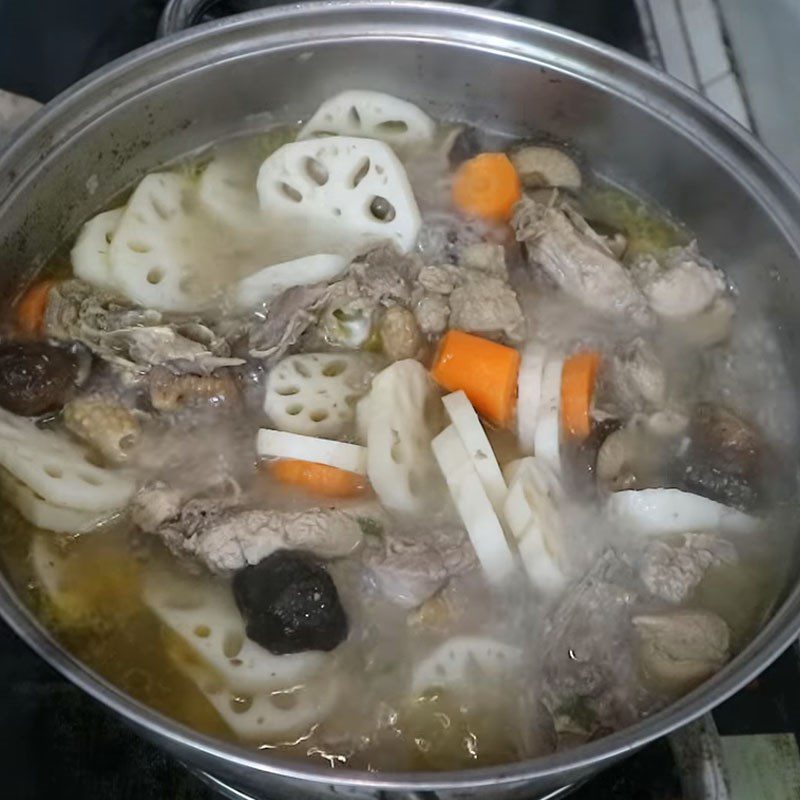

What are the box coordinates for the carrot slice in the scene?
[267,459,368,498]
[430,330,520,427]
[560,351,601,440]
[15,279,56,337]
[452,153,522,223]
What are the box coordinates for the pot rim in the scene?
[2,0,800,790]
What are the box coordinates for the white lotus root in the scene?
[298,90,436,149]
[257,136,421,257]
[264,353,376,438]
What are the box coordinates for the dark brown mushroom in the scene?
[0,340,81,416]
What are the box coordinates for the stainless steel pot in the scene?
[2,2,800,798]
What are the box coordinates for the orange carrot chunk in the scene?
[15,279,56,337]
[452,153,522,223]
[268,459,368,498]
[430,330,520,427]
[561,351,601,440]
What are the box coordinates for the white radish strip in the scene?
[299,91,435,150]
[534,356,564,471]
[257,429,367,475]
[412,636,521,694]
[144,569,327,695]
[1,470,116,534]
[608,488,762,537]
[234,254,348,310]
[257,136,421,257]
[517,345,547,455]
[442,391,507,517]
[503,458,567,595]
[71,207,124,290]
[516,520,568,596]
[432,425,516,585]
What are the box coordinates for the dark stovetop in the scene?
[0,1,760,798]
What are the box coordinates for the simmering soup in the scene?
[0,90,795,771]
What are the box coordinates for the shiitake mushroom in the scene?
[0,340,81,416]
[233,550,348,655]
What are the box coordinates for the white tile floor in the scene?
[639,0,753,130]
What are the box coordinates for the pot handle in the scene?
[158,0,517,38]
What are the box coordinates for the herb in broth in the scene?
[0,90,796,771]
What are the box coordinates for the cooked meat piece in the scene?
[132,484,364,573]
[541,550,649,746]
[413,292,450,337]
[248,283,333,362]
[416,211,486,265]
[148,365,241,411]
[63,396,140,464]
[349,245,420,304]
[634,610,730,691]
[631,243,726,319]
[130,480,184,531]
[44,279,240,375]
[379,306,423,361]
[233,550,348,654]
[313,245,423,349]
[363,523,477,608]
[449,278,526,343]
[639,532,738,604]
[606,338,667,413]
[0,341,80,415]
[459,243,508,279]
[106,326,243,375]
[415,243,523,342]
[513,197,652,325]
[418,264,461,295]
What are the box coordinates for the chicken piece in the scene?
[248,283,333,362]
[459,242,509,279]
[449,277,526,343]
[379,306,423,362]
[418,264,461,295]
[148,366,241,411]
[44,279,239,375]
[639,533,738,604]
[413,292,450,337]
[634,610,730,691]
[63,396,141,464]
[632,243,726,319]
[131,483,364,574]
[363,523,477,608]
[607,338,667,413]
[106,326,243,375]
[513,197,652,325]
[541,550,649,746]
